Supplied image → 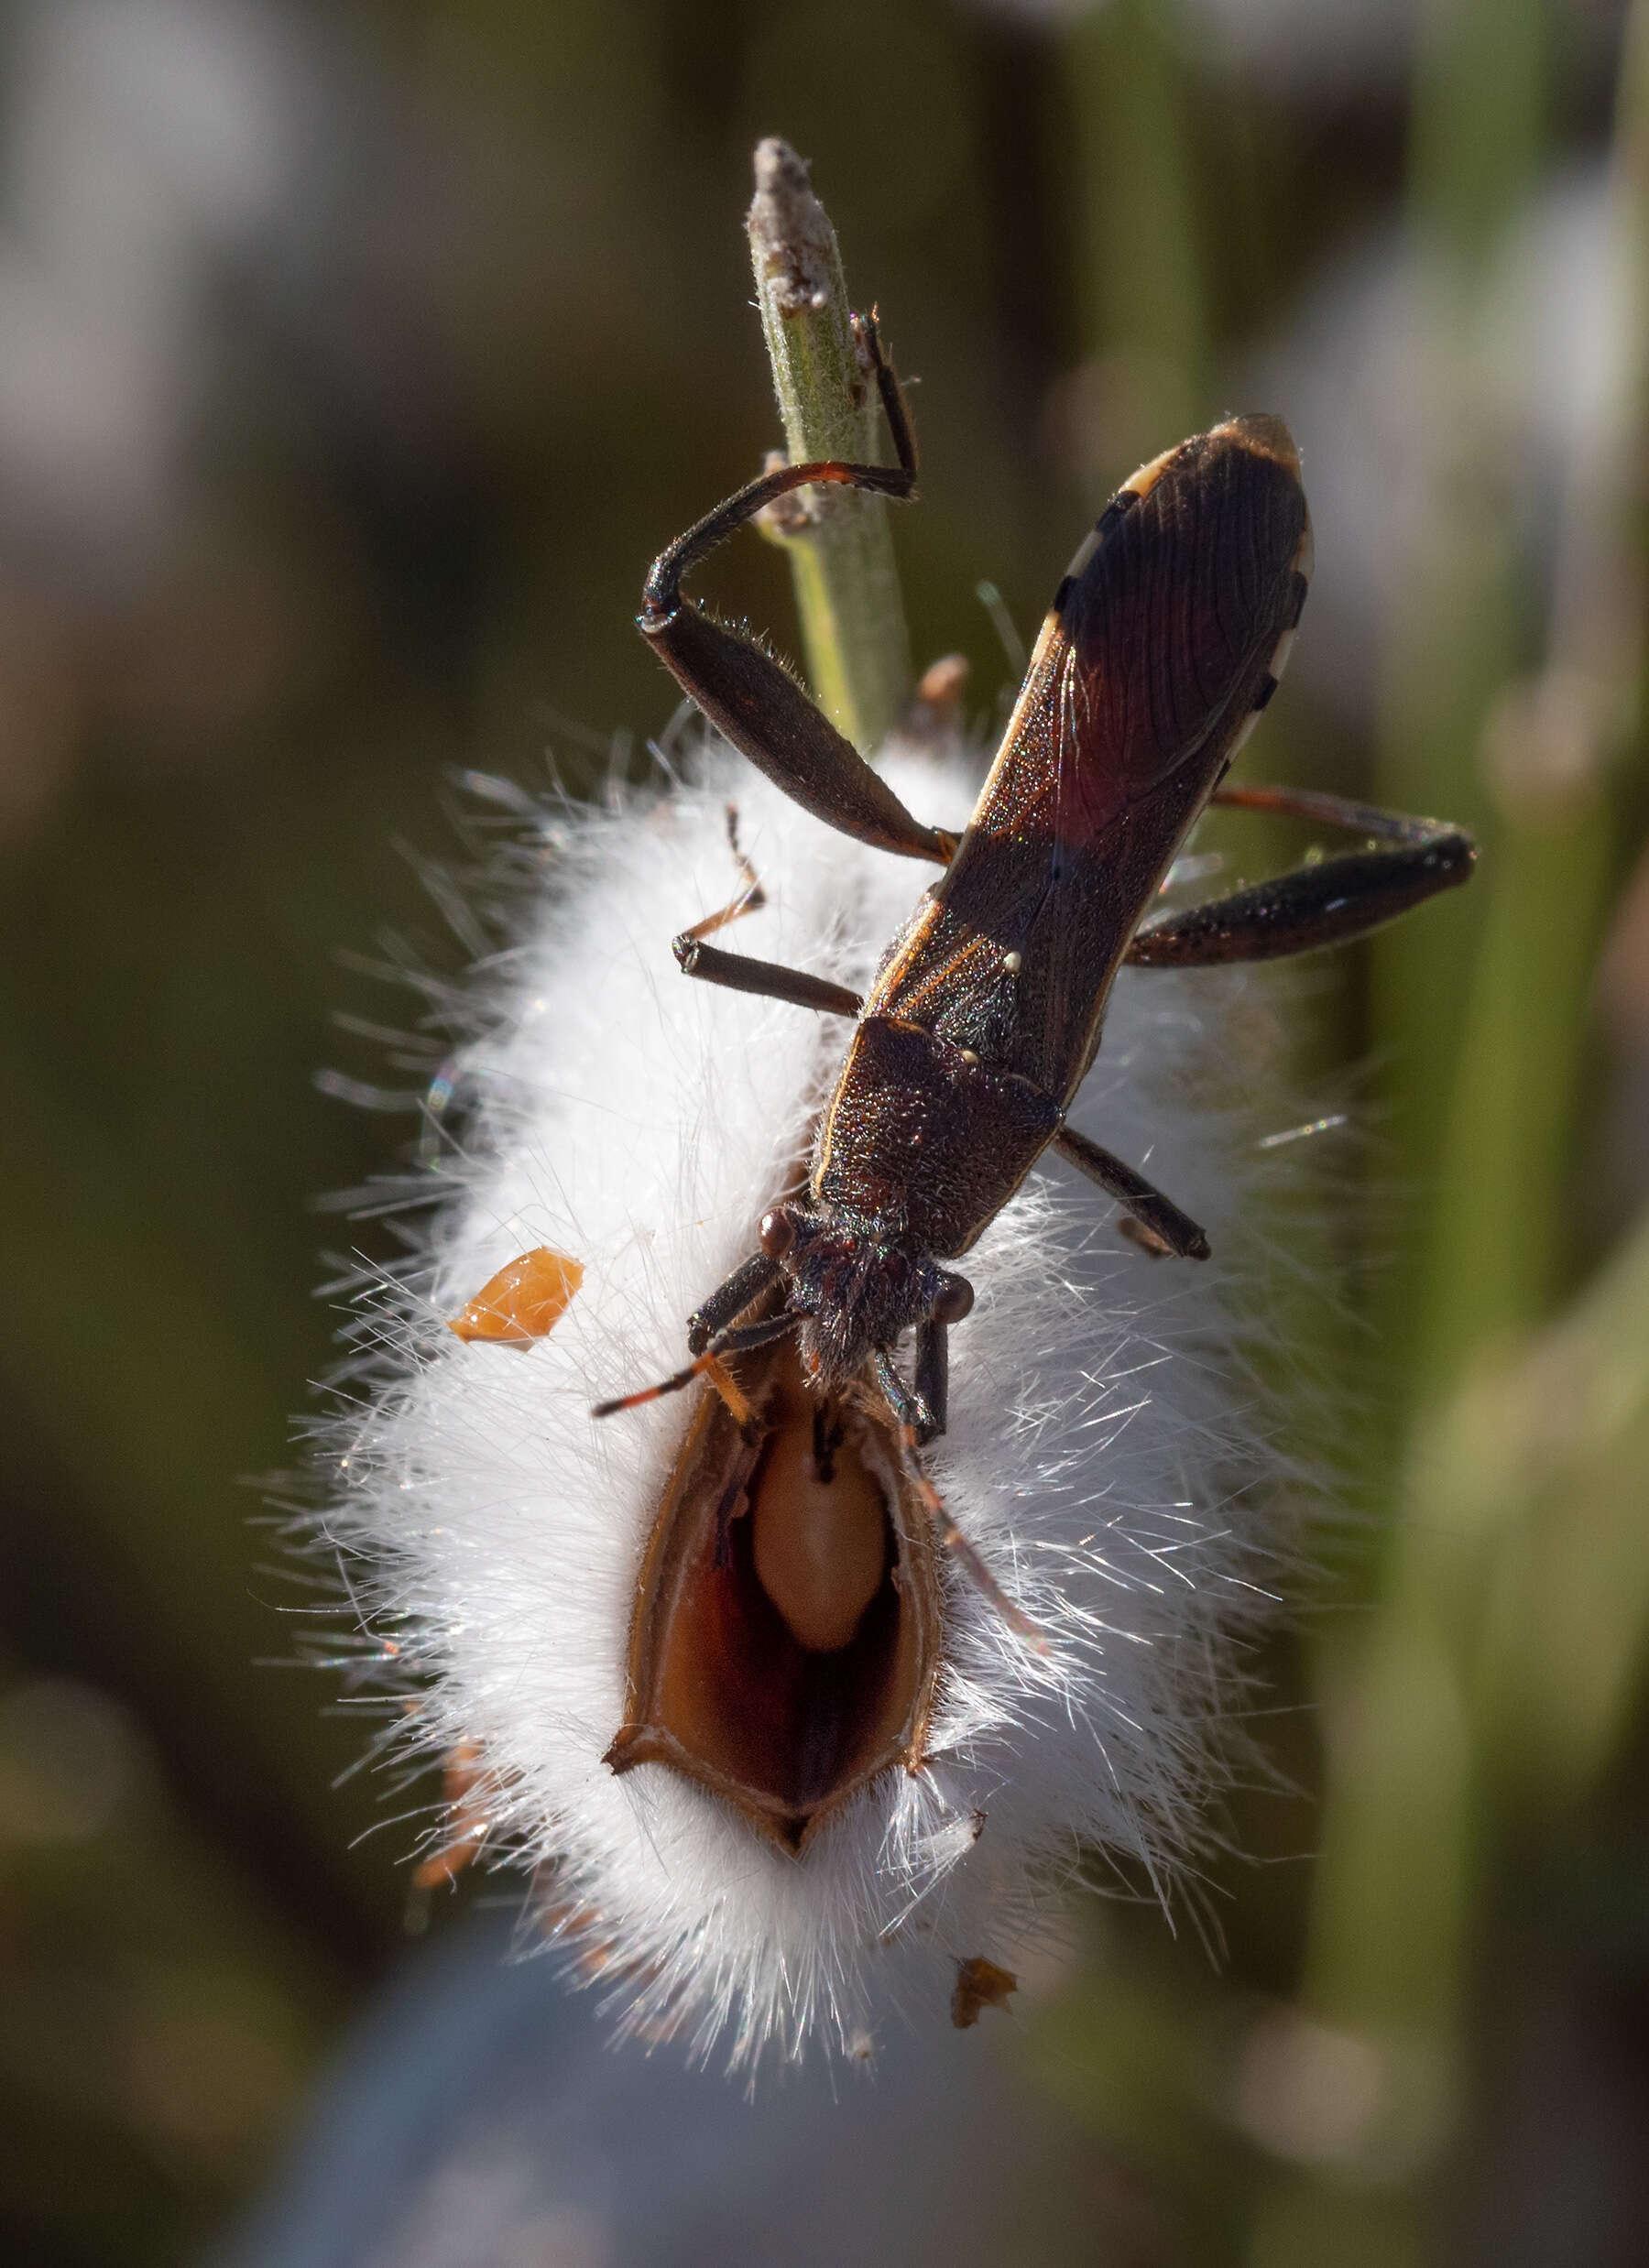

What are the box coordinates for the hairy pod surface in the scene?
[316,745,1315,2066]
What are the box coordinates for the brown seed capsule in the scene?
[447,1246,583,1345]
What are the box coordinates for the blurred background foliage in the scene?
[3,0,1649,2262]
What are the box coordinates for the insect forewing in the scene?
[871,417,1310,1101]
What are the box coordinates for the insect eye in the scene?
[933,1275,974,1325]
[760,1209,796,1259]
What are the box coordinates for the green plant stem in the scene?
[746,137,912,752]
[1254,12,1648,2261]
[1368,0,1556,1429]
[1065,0,1209,463]
[1414,0,1649,1379]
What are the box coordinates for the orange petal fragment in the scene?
[447,1246,583,1345]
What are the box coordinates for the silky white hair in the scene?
[311,736,1324,2069]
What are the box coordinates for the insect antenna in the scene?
[592,1311,798,1424]
[894,1423,1048,1653]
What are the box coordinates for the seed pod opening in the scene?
[606,1339,940,1853]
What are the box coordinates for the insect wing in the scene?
[871,418,1310,1099]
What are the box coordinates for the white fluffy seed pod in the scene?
[313,735,1320,2069]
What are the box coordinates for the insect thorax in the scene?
[814,1016,1060,1259]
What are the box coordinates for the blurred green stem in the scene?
[746,137,912,751]
[0,987,380,1932]
[1414,0,1649,1376]
[1065,0,1209,453]
[1409,0,1552,255]
[1257,10,1648,2260]
[1369,0,1557,1424]
[1255,1211,1649,2268]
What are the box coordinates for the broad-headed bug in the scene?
[592,311,1475,1606]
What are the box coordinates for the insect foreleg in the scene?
[1126,785,1475,968]
[591,1308,796,1424]
[639,317,957,867]
[893,1423,1045,1649]
[1052,1128,1211,1260]
[685,1251,783,1354]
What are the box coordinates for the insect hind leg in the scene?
[640,313,919,629]
[1126,784,1475,967]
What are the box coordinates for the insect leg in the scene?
[1125,785,1475,967]
[874,1349,936,1444]
[685,1250,783,1353]
[639,317,957,867]
[675,804,767,946]
[591,1309,796,1423]
[892,1422,1045,1650]
[1115,1215,1177,1259]
[1052,1127,1211,1260]
[671,804,864,1014]
[912,1318,948,1446]
[673,939,863,1018]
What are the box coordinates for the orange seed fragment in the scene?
[447,1246,583,1345]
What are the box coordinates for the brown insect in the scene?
[592,315,1474,1615]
